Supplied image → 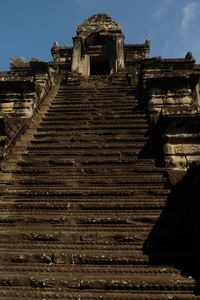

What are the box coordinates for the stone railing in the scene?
[0,64,61,158]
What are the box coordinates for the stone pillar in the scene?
[71,37,82,73]
[196,80,200,105]
[115,34,125,72]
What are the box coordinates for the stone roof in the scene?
[76,13,122,38]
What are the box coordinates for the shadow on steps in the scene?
[143,163,200,295]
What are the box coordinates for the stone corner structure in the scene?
[0,13,200,299]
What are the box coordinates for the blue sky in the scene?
[0,0,200,71]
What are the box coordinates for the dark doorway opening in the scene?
[90,56,110,75]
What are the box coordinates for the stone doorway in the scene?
[90,55,110,75]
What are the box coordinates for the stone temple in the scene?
[1,13,200,299]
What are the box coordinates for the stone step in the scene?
[40,119,148,125]
[0,224,180,237]
[51,99,138,104]
[16,165,161,174]
[0,202,167,213]
[0,208,165,219]
[0,290,198,300]
[8,194,166,202]
[11,172,165,179]
[10,183,166,190]
[30,137,149,144]
[25,143,147,150]
[17,158,155,165]
[1,202,167,211]
[51,96,137,101]
[16,155,151,161]
[14,142,148,150]
[35,127,148,133]
[0,215,171,229]
[49,103,139,108]
[0,271,195,292]
[3,157,155,168]
[0,263,183,274]
[30,130,148,137]
[7,185,167,195]
[39,109,145,116]
[10,175,166,185]
[47,108,141,113]
[41,114,147,121]
[11,170,164,178]
[2,193,167,200]
[0,245,192,261]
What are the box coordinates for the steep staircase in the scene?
[0,80,199,299]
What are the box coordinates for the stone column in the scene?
[196,80,200,105]
[115,34,125,72]
[71,36,82,73]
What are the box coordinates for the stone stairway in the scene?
[0,81,199,299]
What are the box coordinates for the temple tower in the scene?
[71,14,125,76]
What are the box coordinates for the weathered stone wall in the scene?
[148,86,193,122]
[161,106,200,170]
[143,62,200,171]
[125,42,150,61]
[51,42,72,65]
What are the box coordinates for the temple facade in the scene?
[51,14,149,76]
[0,13,200,299]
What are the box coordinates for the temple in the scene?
[0,13,200,299]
